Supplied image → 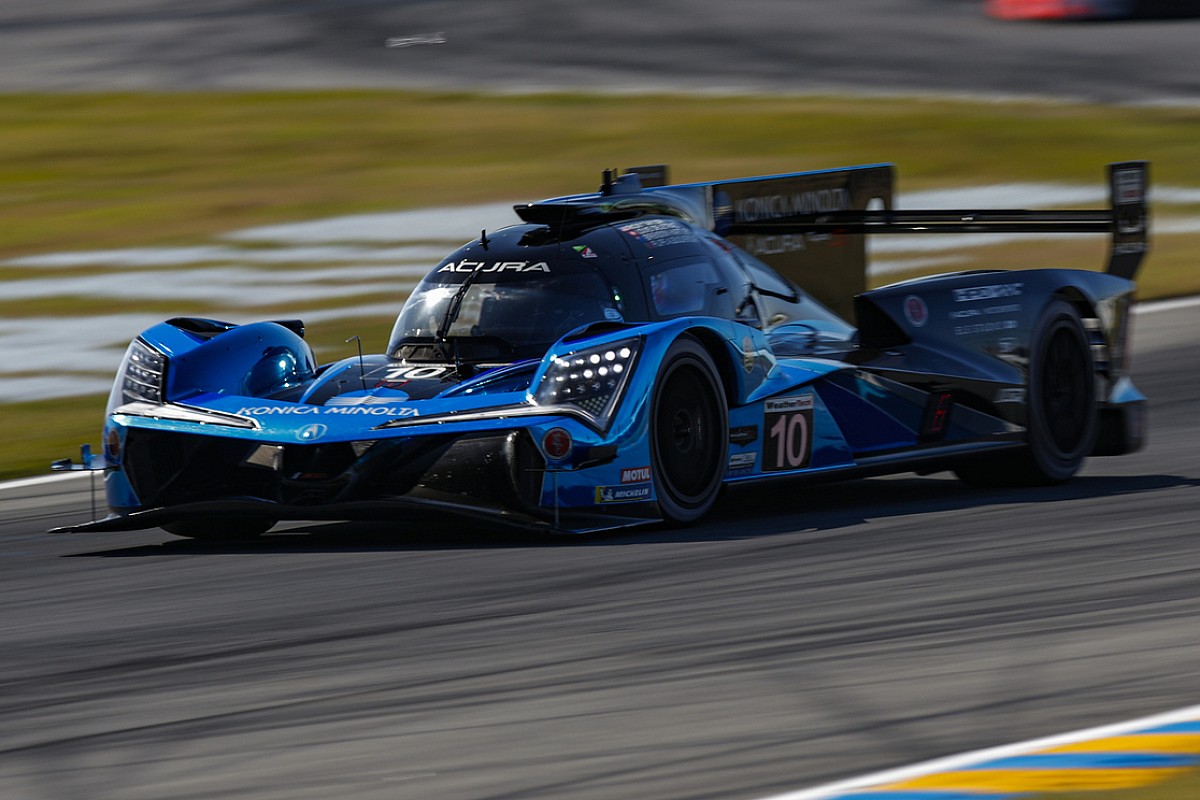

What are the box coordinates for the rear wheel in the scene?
[956,299,1098,487]
[650,336,728,524]
[162,517,274,540]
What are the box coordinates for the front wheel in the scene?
[650,336,729,524]
[956,299,1098,487]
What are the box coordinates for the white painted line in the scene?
[0,471,92,493]
[755,702,1200,800]
[1136,295,1200,314]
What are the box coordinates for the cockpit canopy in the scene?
[389,259,623,362]
[387,218,851,363]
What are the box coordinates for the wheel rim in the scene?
[1040,324,1091,455]
[655,363,721,504]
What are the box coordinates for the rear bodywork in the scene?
[52,161,1148,535]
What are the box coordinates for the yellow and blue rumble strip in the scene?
[761,706,1200,800]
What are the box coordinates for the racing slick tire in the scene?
[956,299,1098,487]
[161,516,274,540]
[650,335,729,524]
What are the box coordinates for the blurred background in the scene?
[3,6,1200,800]
[4,0,1199,475]
[2,1,1199,459]
[3,0,1200,98]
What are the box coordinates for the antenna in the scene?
[480,229,490,249]
[346,335,366,390]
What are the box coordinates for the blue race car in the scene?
[53,161,1148,539]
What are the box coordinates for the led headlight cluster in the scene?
[532,338,640,430]
[118,338,167,404]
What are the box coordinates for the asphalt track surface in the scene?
[1,0,1199,102]
[0,302,1196,800]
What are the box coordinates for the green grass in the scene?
[3,394,109,480]
[3,89,1200,480]
[3,91,1200,258]
[1023,768,1200,800]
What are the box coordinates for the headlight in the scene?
[531,337,640,430]
[107,338,167,415]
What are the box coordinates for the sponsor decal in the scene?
[995,388,1027,404]
[437,260,550,273]
[237,405,420,417]
[765,395,813,414]
[382,365,450,381]
[903,295,929,328]
[984,303,1021,315]
[727,452,757,472]
[572,245,599,259]
[295,423,328,442]
[604,307,624,322]
[729,426,758,446]
[616,218,693,248]
[950,303,1021,321]
[326,394,410,406]
[952,283,1023,303]
[542,427,572,460]
[595,483,652,504]
[743,234,807,256]
[955,320,1018,336]
[238,406,322,415]
[712,189,735,234]
[1115,168,1143,204]
[997,336,1019,355]
[732,188,850,222]
[763,394,814,472]
[621,466,651,484]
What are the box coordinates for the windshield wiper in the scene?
[435,263,486,347]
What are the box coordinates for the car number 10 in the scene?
[763,394,814,472]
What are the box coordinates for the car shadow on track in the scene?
[704,471,1200,538]
[66,472,1198,557]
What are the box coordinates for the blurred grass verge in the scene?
[2,90,1198,481]
[1023,768,1200,800]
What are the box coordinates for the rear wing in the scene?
[516,161,1148,319]
[728,161,1149,282]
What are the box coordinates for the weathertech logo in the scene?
[621,466,651,484]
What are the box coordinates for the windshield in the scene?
[388,266,622,361]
